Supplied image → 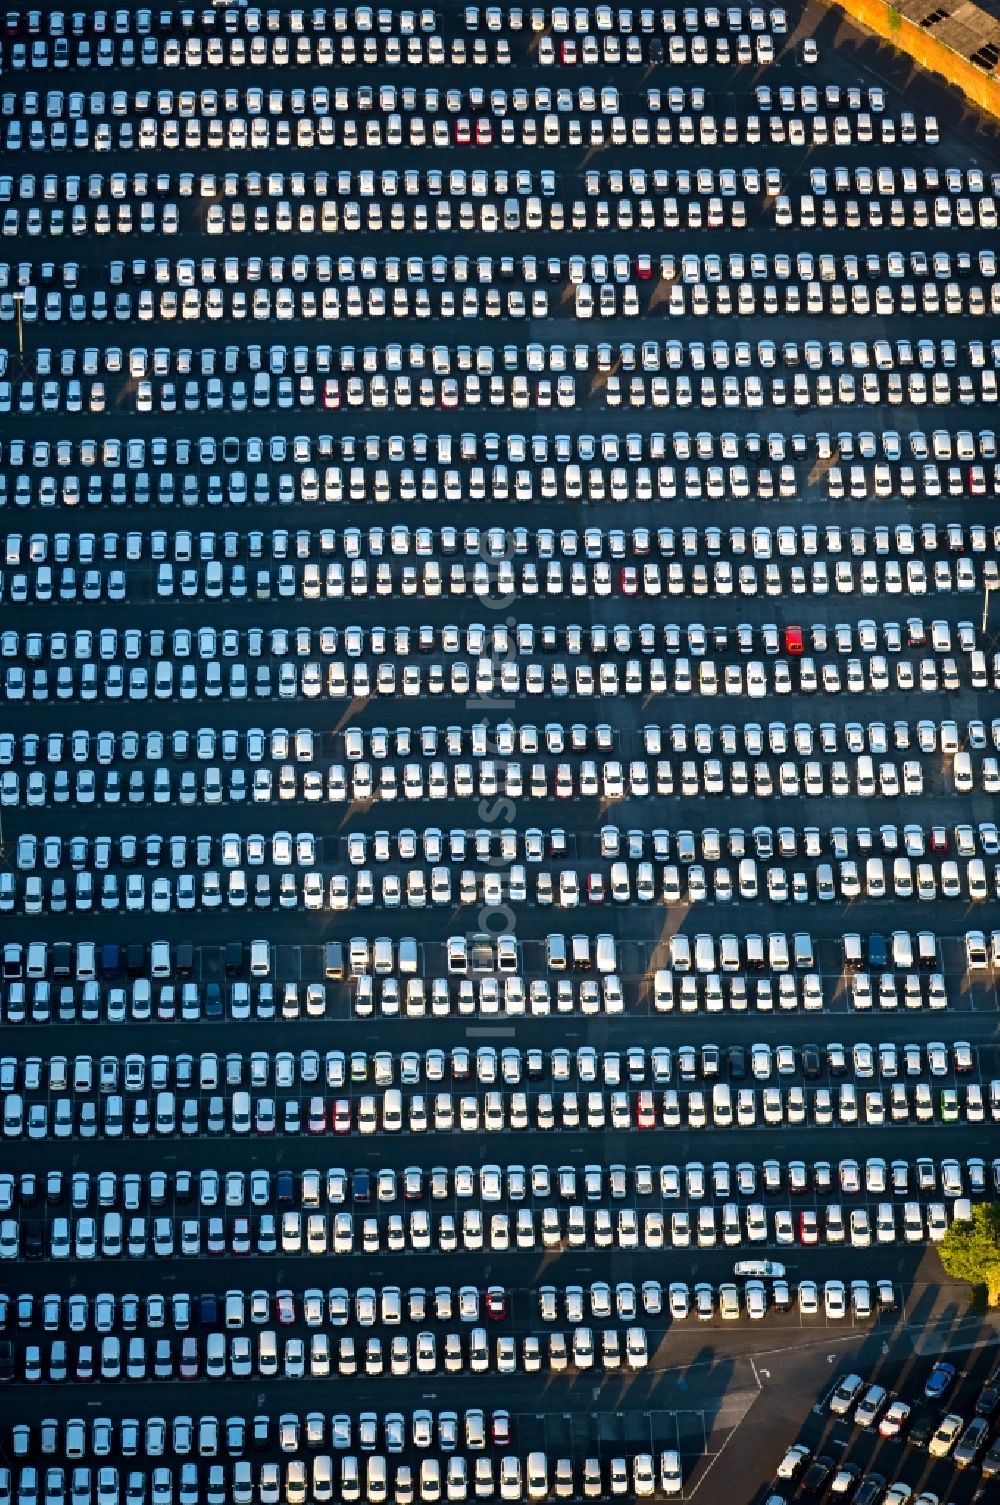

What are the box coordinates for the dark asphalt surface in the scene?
[2,0,1000,1500]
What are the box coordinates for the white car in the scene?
[776,1444,810,1481]
[659,1451,682,1496]
[797,1281,819,1316]
[824,1281,847,1319]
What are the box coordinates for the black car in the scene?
[982,1437,1000,1479]
[0,1339,13,1382]
[800,1456,835,1495]
[867,933,887,969]
[801,1043,822,1079]
[853,1473,886,1505]
[976,1369,1000,1418]
[125,942,146,975]
[907,1408,939,1448]
[728,1045,747,1080]
[22,1220,43,1259]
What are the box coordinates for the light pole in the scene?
[11,291,23,361]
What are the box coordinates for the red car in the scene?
[231,1217,251,1255]
[275,1291,296,1325]
[784,625,804,655]
[798,1210,819,1245]
[636,1090,656,1129]
[179,1336,199,1380]
[475,117,492,145]
[929,828,948,853]
[620,566,639,596]
[560,37,577,62]
[484,1287,507,1321]
[322,378,340,410]
[332,1099,351,1134]
[491,1411,511,1447]
[635,253,654,280]
[453,117,472,145]
[587,872,605,904]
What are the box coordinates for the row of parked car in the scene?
[3,1069,995,1142]
[0,1449,683,1505]
[5,428,996,472]
[2,1155,992,1219]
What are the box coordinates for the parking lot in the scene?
[2,1,1000,1503]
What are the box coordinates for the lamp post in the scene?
[11,291,23,361]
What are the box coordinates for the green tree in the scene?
[939,1203,1000,1306]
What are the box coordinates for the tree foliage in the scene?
[939,1203,1000,1305]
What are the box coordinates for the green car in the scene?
[939,1088,960,1123]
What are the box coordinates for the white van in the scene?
[257,1329,278,1377]
[891,931,913,969]
[231,1091,251,1134]
[382,1089,403,1132]
[205,1332,226,1378]
[341,1457,361,1504]
[26,941,47,979]
[447,937,468,974]
[101,1212,123,1258]
[966,930,988,969]
[154,1092,175,1135]
[720,936,740,972]
[366,1458,387,1504]
[653,970,674,1011]
[312,1458,334,1505]
[712,1083,733,1127]
[694,935,716,973]
[595,935,616,974]
[526,1454,548,1501]
[231,1464,253,1505]
[668,934,691,971]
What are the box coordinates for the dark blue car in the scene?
[923,1361,957,1400]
